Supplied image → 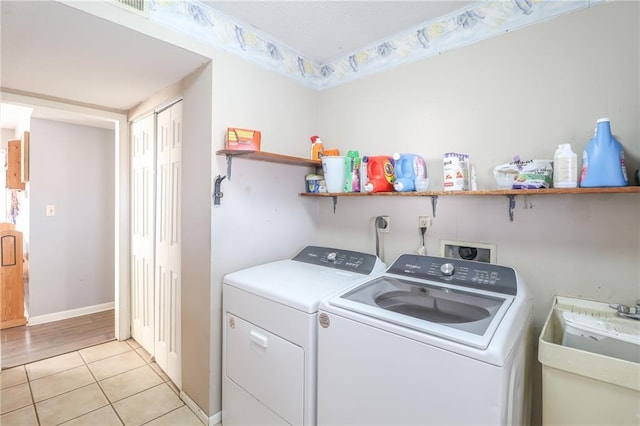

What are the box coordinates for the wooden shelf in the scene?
[214,149,639,218]
[217,150,321,168]
[300,186,640,197]
[301,186,640,221]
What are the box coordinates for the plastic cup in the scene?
[415,178,429,192]
[322,156,346,193]
[494,171,514,189]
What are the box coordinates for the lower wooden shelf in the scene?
[300,186,640,221]
[300,186,640,197]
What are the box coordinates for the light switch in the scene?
[46,205,56,216]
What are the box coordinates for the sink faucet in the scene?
[609,302,640,320]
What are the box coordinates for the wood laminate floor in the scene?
[0,310,115,370]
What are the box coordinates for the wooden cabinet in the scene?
[6,139,25,190]
[1,223,26,329]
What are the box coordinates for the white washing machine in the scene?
[317,254,534,426]
[222,246,385,426]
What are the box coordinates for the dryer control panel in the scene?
[292,246,381,275]
[388,254,517,295]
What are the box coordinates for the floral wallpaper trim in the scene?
[150,0,603,90]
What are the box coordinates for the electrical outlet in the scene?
[418,216,431,229]
[376,216,390,233]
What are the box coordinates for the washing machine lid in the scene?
[224,246,385,314]
[327,254,519,349]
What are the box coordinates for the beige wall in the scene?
[316,2,639,423]
[208,51,320,415]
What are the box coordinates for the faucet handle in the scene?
[609,303,630,314]
[609,303,640,320]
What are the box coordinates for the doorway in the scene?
[0,96,130,367]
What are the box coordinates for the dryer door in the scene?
[225,313,304,425]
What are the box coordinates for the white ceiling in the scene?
[1,0,475,128]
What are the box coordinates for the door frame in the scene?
[1,91,131,340]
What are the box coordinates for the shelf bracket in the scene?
[430,195,438,218]
[506,195,516,222]
[213,175,226,206]
[332,196,338,213]
[225,155,233,181]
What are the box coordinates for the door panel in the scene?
[130,115,155,354]
[154,102,182,388]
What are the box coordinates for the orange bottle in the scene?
[310,135,324,160]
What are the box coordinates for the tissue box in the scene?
[225,128,261,151]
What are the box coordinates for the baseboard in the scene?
[28,302,115,326]
[180,390,221,426]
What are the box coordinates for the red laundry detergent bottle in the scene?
[363,155,395,192]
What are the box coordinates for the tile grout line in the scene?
[4,340,201,426]
[28,367,42,425]
[30,343,132,425]
[80,348,121,426]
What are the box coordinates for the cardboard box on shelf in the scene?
[226,128,261,151]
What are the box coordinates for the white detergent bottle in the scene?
[553,143,577,188]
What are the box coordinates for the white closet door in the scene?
[130,114,155,355]
[154,101,182,387]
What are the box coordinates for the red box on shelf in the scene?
[225,128,261,151]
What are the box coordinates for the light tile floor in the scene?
[0,339,206,426]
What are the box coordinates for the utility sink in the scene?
[539,296,640,425]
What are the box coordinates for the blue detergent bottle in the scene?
[392,153,427,192]
[580,118,628,187]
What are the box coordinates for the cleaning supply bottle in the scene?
[360,157,369,192]
[363,155,395,192]
[310,135,324,160]
[392,153,427,192]
[553,144,578,188]
[580,118,628,187]
[344,151,361,192]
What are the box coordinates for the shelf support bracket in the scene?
[225,155,233,181]
[430,195,438,218]
[332,196,338,213]
[506,195,516,222]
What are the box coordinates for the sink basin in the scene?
[561,310,640,363]
[375,291,491,324]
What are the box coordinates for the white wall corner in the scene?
[180,390,221,426]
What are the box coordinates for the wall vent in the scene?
[108,0,149,17]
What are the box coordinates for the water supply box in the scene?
[225,128,261,151]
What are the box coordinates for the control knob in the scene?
[440,263,455,276]
[327,252,337,262]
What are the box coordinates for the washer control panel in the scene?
[292,246,380,275]
[389,254,517,295]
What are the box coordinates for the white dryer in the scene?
[222,246,385,426]
[317,254,534,425]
